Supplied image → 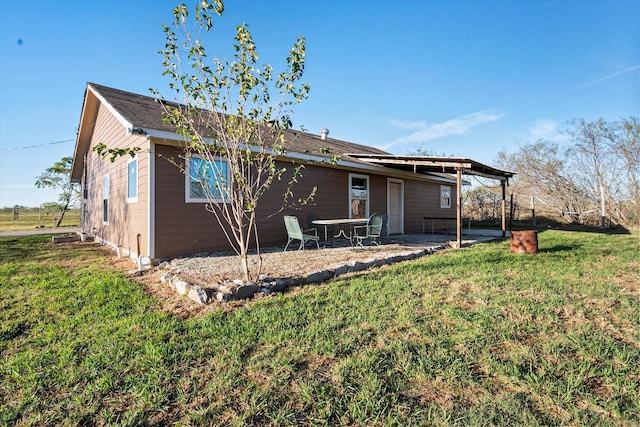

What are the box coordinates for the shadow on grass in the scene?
[0,321,32,341]
[537,245,578,254]
[0,236,45,263]
[0,234,107,265]
[510,215,632,235]
[515,230,583,254]
[396,230,595,275]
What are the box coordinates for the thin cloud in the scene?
[528,118,569,143]
[574,64,640,91]
[387,119,427,130]
[529,119,558,138]
[384,110,506,150]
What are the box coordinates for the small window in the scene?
[103,175,109,223]
[82,153,88,199]
[441,185,451,209]
[349,173,369,218]
[186,155,230,203]
[127,157,138,202]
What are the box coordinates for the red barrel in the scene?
[510,230,538,254]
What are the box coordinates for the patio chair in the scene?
[352,213,384,247]
[307,212,334,241]
[283,215,320,251]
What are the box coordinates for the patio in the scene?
[155,229,508,304]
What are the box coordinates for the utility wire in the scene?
[1,138,75,152]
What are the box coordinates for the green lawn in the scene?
[0,210,80,232]
[1,230,639,426]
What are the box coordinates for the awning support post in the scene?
[501,180,507,237]
[456,167,462,249]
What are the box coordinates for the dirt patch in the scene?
[134,268,222,318]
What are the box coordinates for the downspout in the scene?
[137,233,142,271]
[82,151,89,233]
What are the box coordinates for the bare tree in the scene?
[497,140,590,224]
[615,117,640,224]
[156,1,312,281]
[463,185,503,222]
[567,117,639,225]
[496,117,639,227]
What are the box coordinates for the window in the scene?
[349,173,369,218]
[127,157,138,202]
[186,155,230,203]
[103,175,109,223]
[82,153,88,199]
[441,185,451,208]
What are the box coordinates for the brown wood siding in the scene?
[154,146,217,257]
[80,104,149,257]
[260,164,352,246]
[151,146,347,257]
[368,174,388,217]
[403,180,457,234]
[152,144,454,258]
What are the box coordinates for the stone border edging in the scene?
[160,245,443,305]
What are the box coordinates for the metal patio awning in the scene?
[345,154,515,181]
[346,154,516,248]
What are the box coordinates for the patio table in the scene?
[312,218,368,241]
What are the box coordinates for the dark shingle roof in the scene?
[88,82,388,160]
[89,83,178,133]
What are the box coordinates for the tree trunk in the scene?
[239,250,250,283]
[54,203,69,228]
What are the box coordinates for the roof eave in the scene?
[71,87,98,182]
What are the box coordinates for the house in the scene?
[71,83,512,265]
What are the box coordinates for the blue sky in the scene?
[1,0,638,207]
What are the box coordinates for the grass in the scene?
[1,230,638,426]
[0,210,80,232]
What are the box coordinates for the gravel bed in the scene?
[165,237,448,287]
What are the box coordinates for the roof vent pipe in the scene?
[320,128,329,140]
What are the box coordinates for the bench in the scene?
[423,217,471,234]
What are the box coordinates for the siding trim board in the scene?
[148,139,155,260]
